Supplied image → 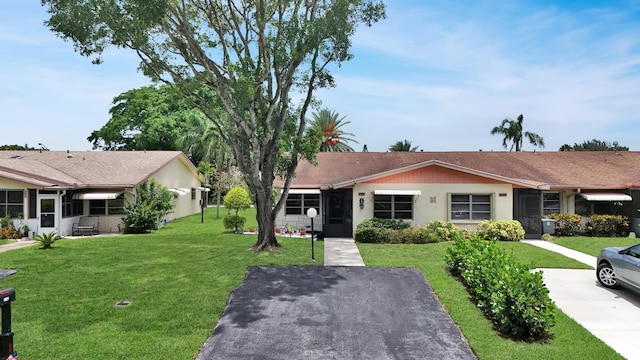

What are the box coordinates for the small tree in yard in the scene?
[123,179,175,234]
[223,187,251,233]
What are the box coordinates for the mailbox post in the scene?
[0,288,16,360]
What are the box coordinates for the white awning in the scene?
[193,187,210,192]
[579,192,632,201]
[73,192,123,200]
[373,190,422,196]
[168,188,190,196]
[288,189,321,194]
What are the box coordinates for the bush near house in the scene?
[355,219,461,244]
[585,214,629,237]
[445,234,556,341]
[123,179,175,234]
[476,220,525,242]
[356,218,410,230]
[0,215,21,240]
[546,213,582,236]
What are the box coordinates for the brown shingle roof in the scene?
[0,151,194,189]
[284,151,640,190]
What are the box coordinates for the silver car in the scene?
[597,243,640,291]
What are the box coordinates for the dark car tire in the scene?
[597,263,619,289]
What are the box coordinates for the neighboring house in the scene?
[275,151,640,238]
[0,151,206,236]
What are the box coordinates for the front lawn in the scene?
[358,242,623,360]
[0,208,321,359]
[553,236,639,256]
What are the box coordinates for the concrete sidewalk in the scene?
[524,239,640,360]
[323,237,365,266]
[522,239,596,267]
[0,240,36,253]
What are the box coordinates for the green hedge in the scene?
[586,214,628,237]
[477,220,525,241]
[355,219,461,244]
[546,213,582,236]
[445,235,556,340]
[356,218,410,230]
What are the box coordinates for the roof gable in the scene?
[0,151,199,189]
[364,163,507,185]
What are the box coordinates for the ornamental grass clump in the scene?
[445,234,556,341]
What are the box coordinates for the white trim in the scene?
[578,193,632,201]
[373,190,421,196]
[288,189,321,194]
[73,192,123,200]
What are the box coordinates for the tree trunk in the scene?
[253,188,279,251]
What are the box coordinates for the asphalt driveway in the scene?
[196,266,476,360]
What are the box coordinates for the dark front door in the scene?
[322,190,353,237]
[514,189,541,239]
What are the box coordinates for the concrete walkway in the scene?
[323,237,365,266]
[522,239,597,267]
[523,239,639,360]
[0,240,36,253]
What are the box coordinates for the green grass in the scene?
[0,208,322,359]
[495,241,591,269]
[0,239,13,246]
[358,242,623,360]
[553,236,639,256]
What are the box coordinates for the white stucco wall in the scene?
[148,156,204,220]
[352,183,514,232]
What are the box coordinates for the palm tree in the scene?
[308,109,358,152]
[388,139,419,152]
[178,113,232,218]
[490,114,545,151]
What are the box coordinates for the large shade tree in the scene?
[308,108,358,152]
[43,0,386,251]
[88,85,194,152]
[490,114,545,151]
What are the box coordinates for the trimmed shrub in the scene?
[546,213,582,236]
[585,214,628,237]
[445,235,556,340]
[223,215,246,233]
[425,220,461,242]
[354,227,394,243]
[355,219,461,244]
[356,218,410,230]
[477,220,525,242]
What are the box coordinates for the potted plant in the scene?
[299,229,306,236]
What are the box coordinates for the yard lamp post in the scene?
[307,208,317,260]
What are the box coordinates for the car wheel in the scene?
[597,263,619,289]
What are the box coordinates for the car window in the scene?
[627,244,640,258]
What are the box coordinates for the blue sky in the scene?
[2,1,640,152]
